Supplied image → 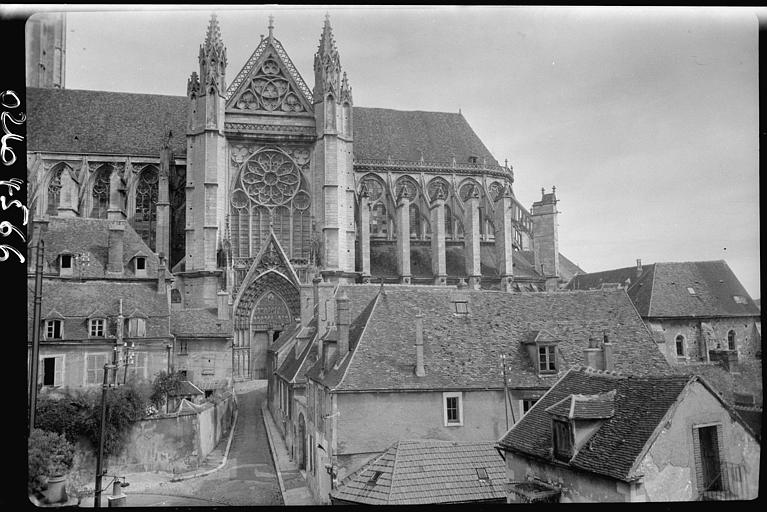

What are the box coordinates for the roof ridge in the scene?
[646,263,658,317]
[388,440,401,504]
[29,86,187,100]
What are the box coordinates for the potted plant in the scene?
[28,428,75,505]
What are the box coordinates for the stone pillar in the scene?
[56,169,78,217]
[430,196,447,285]
[336,290,350,355]
[107,222,125,275]
[156,144,172,259]
[359,187,371,281]
[495,184,514,292]
[396,195,411,284]
[464,186,481,290]
[107,170,126,221]
[217,290,230,320]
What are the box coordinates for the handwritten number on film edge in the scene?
[1,91,26,263]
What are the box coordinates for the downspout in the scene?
[330,392,339,493]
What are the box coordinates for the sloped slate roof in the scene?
[30,217,163,279]
[567,261,760,318]
[26,279,169,337]
[331,440,506,505]
[27,88,497,165]
[498,367,693,482]
[308,285,670,392]
[170,308,232,337]
[519,250,585,283]
[352,107,497,165]
[27,87,188,156]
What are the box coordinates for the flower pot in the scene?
[43,474,68,504]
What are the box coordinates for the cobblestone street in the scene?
[92,382,283,507]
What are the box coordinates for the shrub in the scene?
[28,429,75,496]
[150,370,184,408]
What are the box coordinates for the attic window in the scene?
[454,300,469,315]
[61,254,72,269]
[476,468,489,481]
[367,471,383,485]
[552,419,573,462]
[538,345,557,373]
[733,295,747,304]
[136,257,146,271]
[468,156,478,164]
[687,287,696,295]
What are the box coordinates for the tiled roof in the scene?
[308,285,670,392]
[732,405,762,441]
[26,278,170,339]
[27,88,497,165]
[567,261,760,318]
[27,88,188,157]
[518,250,585,283]
[497,367,693,481]
[352,107,497,165]
[672,360,762,408]
[170,308,232,337]
[269,321,301,353]
[30,217,163,280]
[170,380,204,397]
[330,440,506,505]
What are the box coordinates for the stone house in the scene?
[284,283,671,503]
[497,366,760,502]
[567,260,761,364]
[27,216,174,390]
[330,440,507,505]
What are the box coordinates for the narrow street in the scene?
[106,382,283,507]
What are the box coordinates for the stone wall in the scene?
[652,317,760,365]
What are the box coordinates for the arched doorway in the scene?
[233,271,300,380]
[298,413,306,470]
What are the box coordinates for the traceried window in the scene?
[133,166,159,250]
[90,166,111,219]
[46,166,64,215]
[539,345,556,373]
[370,203,388,237]
[444,204,453,236]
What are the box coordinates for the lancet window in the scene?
[409,203,421,238]
[46,165,65,216]
[90,165,111,219]
[370,204,388,237]
[133,166,159,250]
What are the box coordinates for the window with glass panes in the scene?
[538,345,556,373]
[89,318,105,337]
[46,320,62,339]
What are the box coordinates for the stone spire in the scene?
[340,71,353,104]
[313,14,342,102]
[199,13,227,95]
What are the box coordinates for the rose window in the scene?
[361,178,383,202]
[235,149,301,207]
[427,179,449,202]
[489,181,505,201]
[460,182,481,201]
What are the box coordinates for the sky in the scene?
[24,5,764,299]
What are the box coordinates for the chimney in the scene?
[217,290,230,320]
[531,187,559,282]
[107,221,125,274]
[57,169,79,217]
[107,171,127,221]
[337,290,350,356]
[583,337,603,370]
[157,255,166,294]
[636,259,642,277]
[414,312,426,377]
[602,331,614,371]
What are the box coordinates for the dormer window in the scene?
[454,300,469,315]
[468,156,478,164]
[127,317,147,337]
[539,345,557,373]
[60,254,73,276]
[135,256,147,277]
[687,287,696,295]
[552,419,574,462]
[46,319,63,339]
[89,318,105,337]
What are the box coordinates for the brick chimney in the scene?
[107,171,126,221]
[56,169,79,217]
[106,221,125,275]
[414,312,426,377]
[336,289,350,356]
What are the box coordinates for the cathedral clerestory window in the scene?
[133,166,159,250]
[46,165,64,216]
[90,166,111,219]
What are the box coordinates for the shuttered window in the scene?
[85,353,109,385]
[552,419,573,461]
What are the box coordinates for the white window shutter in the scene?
[54,356,65,386]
